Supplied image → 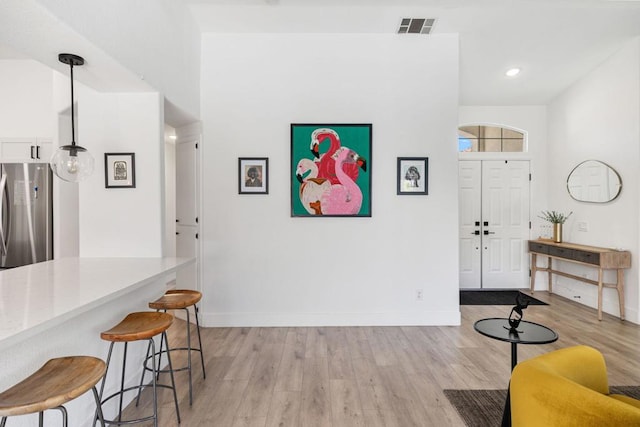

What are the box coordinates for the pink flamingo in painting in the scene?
[296,158,331,215]
[320,147,364,215]
[310,128,366,185]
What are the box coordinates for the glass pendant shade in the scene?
[51,144,95,182]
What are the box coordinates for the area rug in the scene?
[460,290,547,306]
[444,387,640,427]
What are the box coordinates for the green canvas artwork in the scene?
[290,123,372,217]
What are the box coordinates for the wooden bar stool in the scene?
[146,289,205,406]
[0,356,107,426]
[98,312,180,426]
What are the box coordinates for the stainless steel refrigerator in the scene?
[0,163,53,269]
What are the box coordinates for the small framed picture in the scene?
[397,157,428,195]
[239,157,268,194]
[105,153,136,188]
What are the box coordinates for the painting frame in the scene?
[239,157,269,194]
[104,152,136,188]
[291,123,372,217]
[397,157,429,195]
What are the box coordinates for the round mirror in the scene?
[567,160,622,203]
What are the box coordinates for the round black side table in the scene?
[474,317,558,427]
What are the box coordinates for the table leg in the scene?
[597,268,604,321]
[501,342,518,427]
[502,384,512,427]
[617,269,625,320]
[547,257,553,293]
[530,253,537,293]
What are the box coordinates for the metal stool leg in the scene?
[184,307,193,405]
[194,303,206,380]
[117,342,128,424]
[36,407,68,427]
[54,406,68,427]
[161,331,181,424]
[149,338,158,427]
[94,343,114,427]
[135,340,153,406]
[92,386,106,427]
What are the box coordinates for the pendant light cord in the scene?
[69,61,76,146]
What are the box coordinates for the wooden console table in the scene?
[528,240,631,320]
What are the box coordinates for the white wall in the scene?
[0,60,53,136]
[78,91,165,257]
[200,33,461,326]
[547,38,640,323]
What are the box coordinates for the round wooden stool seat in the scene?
[149,289,202,310]
[100,312,173,343]
[0,356,106,417]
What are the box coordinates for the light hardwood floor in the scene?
[122,292,640,426]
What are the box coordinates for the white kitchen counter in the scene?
[0,257,195,350]
[0,256,195,426]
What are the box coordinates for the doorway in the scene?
[459,160,530,289]
[163,122,201,291]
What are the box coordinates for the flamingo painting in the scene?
[295,158,331,215]
[291,123,371,217]
[310,128,367,185]
[320,147,364,215]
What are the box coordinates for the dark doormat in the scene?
[460,290,547,306]
[444,386,640,427]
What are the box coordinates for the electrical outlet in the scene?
[578,221,588,232]
[416,289,424,301]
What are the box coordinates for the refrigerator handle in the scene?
[0,172,8,256]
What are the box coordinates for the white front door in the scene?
[459,161,482,288]
[459,160,530,289]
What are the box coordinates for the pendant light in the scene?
[50,53,95,182]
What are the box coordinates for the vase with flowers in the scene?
[538,210,573,243]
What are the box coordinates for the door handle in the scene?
[36,145,40,159]
[483,230,495,235]
[30,145,36,159]
[0,172,8,256]
[471,230,480,235]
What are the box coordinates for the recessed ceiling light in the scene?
[505,68,521,77]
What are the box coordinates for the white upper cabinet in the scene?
[0,138,52,163]
[0,60,55,164]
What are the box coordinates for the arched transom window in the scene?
[458,125,525,152]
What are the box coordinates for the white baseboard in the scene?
[201,310,461,327]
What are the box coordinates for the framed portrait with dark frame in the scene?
[290,123,372,217]
[239,157,268,194]
[397,157,428,195]
[104,152,136,188]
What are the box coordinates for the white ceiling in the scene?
[1,0,639,107]
[183,0,640,105]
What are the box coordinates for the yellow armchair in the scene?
[510,345,640,426]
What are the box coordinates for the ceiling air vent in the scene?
[397,18,436,35]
